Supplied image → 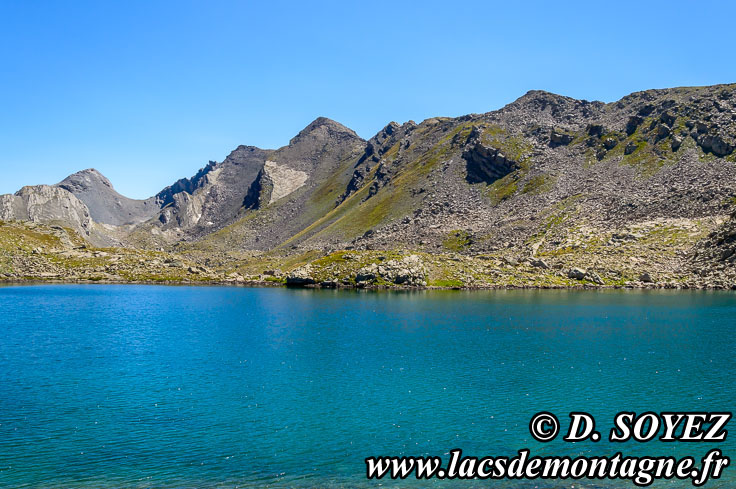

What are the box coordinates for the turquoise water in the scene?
[0,285,734,488]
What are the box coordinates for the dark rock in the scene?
[586,124,604,137]
[464,132,520,184]
[660,111,676,127]
[286,266,317,286]
[567,267,587,280]
[639,272,654,283]
[638,104,655,116]
[698,133,733,157]
[671,135,683,152]
[655,124,671,141]
[602,136,618,150]
[550,129,574,146]
[626,116,643,136]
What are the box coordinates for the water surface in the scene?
[0,285,734,488]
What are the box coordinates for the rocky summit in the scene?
[1,84,736,289]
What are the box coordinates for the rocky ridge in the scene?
[1,84,736,289]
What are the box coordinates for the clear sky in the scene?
[1,0,735,199]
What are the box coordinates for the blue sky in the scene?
[1,0,735,199]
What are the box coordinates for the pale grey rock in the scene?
[57,169,159,225]
[286,266,316,286]
[587,271,605,285]
[0,185,92,237]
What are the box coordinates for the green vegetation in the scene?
[468,124,538,205]
[621,139,667,176]
[442,230,472,252]
[487,173,519,205]
[282,121,479,244]
[429,278,464,288]
[0,215,719,289]
[478,125,534,165]
[608,116,701,177]
[522,173,556,195]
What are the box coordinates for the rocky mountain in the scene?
[148,117,365,245]
[57,169,160,226]
[1,83,735,288]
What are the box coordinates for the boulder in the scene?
[286,266,316,286]
[602,137,618,150]
[698,133,733,157]
[356,264,378,282]
[626,116,643,136]
[587,272,605,285]
[659,111,676,127]
[654,123,671,141]
[567,267,587,280]
[355,255,427,286]
[671,135,683,152]
[550,129,574,146]
[586,124,605,137]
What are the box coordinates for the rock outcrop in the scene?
[0,185,92,236]
[463,127,520,184]
[692,212,736,287]
[356,255,427,286]
[155,146,269,234]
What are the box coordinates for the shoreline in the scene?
[2,277,735,291]
[3,220,735,292]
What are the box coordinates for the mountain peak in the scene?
[290,117,361,144]
[56,168,160,226]
[493,89,606,126]
[58,168,114,191]
[307,116,352,131]
[511,89,589,108]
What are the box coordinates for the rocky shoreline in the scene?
[2,277,735,290]
[1,217,734,291]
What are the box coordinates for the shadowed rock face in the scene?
[152,117,365,240]
[463,128,520,184]
[155,161,218,208]
[243,161,309,210]
[57,169,160,226]
[155,145,269,233]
